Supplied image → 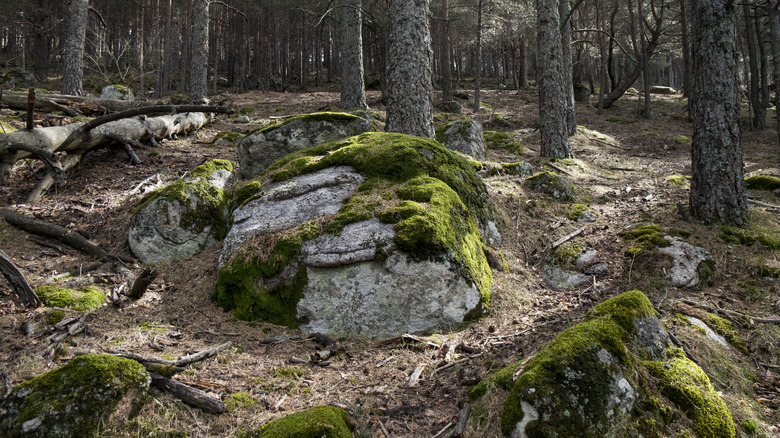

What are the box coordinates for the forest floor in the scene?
[0,86,779,437]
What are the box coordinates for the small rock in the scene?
[524,171,576,202]
[576,209,599,223]
[584,263,608,276]
[657,236,714,288]
[234,115,251,124]
[575,249,598,267]
[503,162,533,176]
[100,85,134,101]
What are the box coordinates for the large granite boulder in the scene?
[129,159,237,264]
[493,291,735,438]
[237,112,376,179]
[0,355,150,438]
[100,84,135,100]
[435,119,486,160]
[214,132,495,338]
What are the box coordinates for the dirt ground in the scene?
[0,86,779,437]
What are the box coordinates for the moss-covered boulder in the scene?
[129,159,237,264]
[435,119,486,160]
[523,171,576,202]
[0,68,35,88]
[0,355,151,438]
[237,112,376,179]
[497,291,735,438]
[215,132,494,337]
[35,285,106,311]
[100,84,134,100]
[745,175,780,191]
[259,406,353,437]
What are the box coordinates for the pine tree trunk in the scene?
[559,0,576,135]
[768,0,780,146]
[536,0,572,158]
[473,0,483,111]
[190,0,209,103]
[743,0,765,130]
[339,0,368,109]
[689,0,748,226]
[440,0,453,101]
[62,0,89,96]
[386,0,434,138]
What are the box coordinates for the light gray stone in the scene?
[524,171,576,202]
[503,162,534,176]
[543,263,591,290]
[234,115,250,124]
[220,166,366,266]
[576,209,599,222]
[100,85,134,101]
[575,249,599,267]
[584,263,609,276]
[657,236,714,288]
[237,113,375,178]
[129,161,236,264]
[688,316,729,347]
[436,120,486,160]
[301,219,396,267]
[298,252,481,338]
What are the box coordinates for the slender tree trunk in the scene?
[639,0,652,118]
[690,0,748,226]
[386,0,434,138]
[743,0,764,130]
[440,0,453,101]
[62,0,89,96]
[139,0,146,95]
[607,0,619,93]
[537,0,573,158]
[559,0,576,135]
[518,38,527,89]
[768,0,780,145]
[474,0,483,111]
[680,0,691,98]
[190,0,209,103]
[339,0,368,109]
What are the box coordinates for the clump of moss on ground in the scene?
[214,132,494,326]
[621,224,672,257]
[721,226,779,250]
[225,392,256,412]
[211,131,244,145]
[567,203,596,221]
[257,406,353,438]
[35,286,106,311]
[745,175,780,191]
[484,130,524,154]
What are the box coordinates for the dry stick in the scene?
[46,99,83,117]
[378,420,391,437]
[449,402,471,437]
[174,341,232,367]
[681,299,780,324]
[150,373,225,414]
[0,249,42,307]
[432,422,454,438]
[759,362,780,369]
[748,198,780,211]
[551,226,586,249]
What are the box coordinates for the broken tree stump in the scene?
[0,249,42,307]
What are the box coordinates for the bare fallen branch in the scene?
[150,373,225,414]
[681,299,780,325]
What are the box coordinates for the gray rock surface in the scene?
[543,263,591,290]
[524,171,576,202]
[503,162,533,176]
[436,120,486,160]
[0,68,35,88]
[300,219,396,267]
[129,160,236,264]
[220,166,365,266]
[100,85,134,100]
[657,236,714,287]
[649,85,677,94]
[237,113,375,178]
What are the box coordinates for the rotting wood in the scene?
[150,372,225,414]
[128,268,158,300]
[1,90,145,114]
[27,153,82,203]
[448,402,471,437]
[0,249,43,307]
[408,364,425,387]
[681,299,780,324]
[102,341,232,368]
[26,88,35,130]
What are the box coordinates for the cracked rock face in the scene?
[129,162,236,264]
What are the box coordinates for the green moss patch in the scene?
[666,174,691,187]
[721,226,779,250]
[607,115,633,124]
[744,175,780,191]
[256,111,363,135]
[645,349,736,438]
[672,135,691,144]
[225,392,257,412]
[0,355,150,438]
[621,224,672,257]
[211,131,244,145]
[45,310,65,325]
[35,286,106,311]
[483,130,524,154]
[258,406,353,438]
[567,203,597,221]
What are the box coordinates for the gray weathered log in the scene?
[150,373,225,414]
[0,90,141,114]
[0,249,43,307]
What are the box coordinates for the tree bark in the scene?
[150,373,225,414]
[743,0,765,130]
[190,0,210,103]
[680,0,691,97]
[339,0,368,109]
[536,0,573,158]
[62,0,89,96]
[559,0,576,135]
[474,0,484,111]
[689,0,748,226]
[769,0,780,145]
[440,0,453,101]
[385,0,434,138]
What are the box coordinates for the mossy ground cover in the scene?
[35,286,106,311]
[214,132,494,326]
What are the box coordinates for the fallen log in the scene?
[152,373,226,414]
[0,249,42,307]
[0,105,231,199]
[1,90,142,114]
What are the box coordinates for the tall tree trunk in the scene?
[537,0,573,158]
[639,0,653,118]
[518,38,527,89]
[680,0,690,97]
[62,0,89,96]
[768,0,780,145]
[559,0,576,135]
[690,0,748,226]
[440,0,453,101]
[607,0,619,93]
[339,0,368,109]
[743,0,765,130]
[386,0,434,138]
[190,0,209,103]
[139,0,146,95]
[474,0,484,111]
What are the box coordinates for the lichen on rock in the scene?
[129,159,237,264]
[0,354,150,438]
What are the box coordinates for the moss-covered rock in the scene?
[484,130,525,155]
[745,175,780,191]
[499,290,735,438]
[0,68,35,88]
[215,132,494,337]
[523,171,576,202]
[35,286,106,311]
[258,406,353,438]
[100,84,135,100]
[435,119,486,160]
[129,159,237,264]
[0,355,151,438]
[238,111,376,178]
